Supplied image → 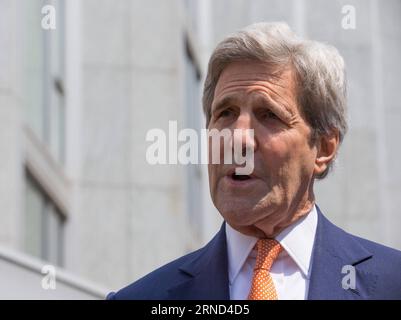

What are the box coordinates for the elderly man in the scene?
[108,22,401,300]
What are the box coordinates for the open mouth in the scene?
[231,172,252,181]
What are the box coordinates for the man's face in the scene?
[208,61,318,238]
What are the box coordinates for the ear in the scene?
[314,129,340,176]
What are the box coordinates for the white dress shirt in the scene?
[226,205,318,300]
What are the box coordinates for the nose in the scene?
[231,112,257,153]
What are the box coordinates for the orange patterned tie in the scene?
[247,239,283,300]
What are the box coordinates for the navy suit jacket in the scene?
[107,207,401,299]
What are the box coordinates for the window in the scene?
[24,172,65,266]
[184,39,203,238]
[22,0,66,164]
[21,0,66,266]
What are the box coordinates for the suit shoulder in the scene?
[351,234,401,298]
[320,210,401,264]
[353,234,401,263]
[107,247,204,300]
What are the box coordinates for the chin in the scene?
[218,203,266,227]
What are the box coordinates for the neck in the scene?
[249,185,316,238]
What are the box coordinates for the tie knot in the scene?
[254,238,282,271]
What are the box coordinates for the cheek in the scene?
[259,136,291,169]
[207,164,216,187]
[259,134,315,178]
[286,141,317,180]
[208,135,227,165]
[208,163,223,196]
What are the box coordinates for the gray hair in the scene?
[202,22,347,179]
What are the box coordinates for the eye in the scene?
[219,108,235,118]
[259,109,279,121]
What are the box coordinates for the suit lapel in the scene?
[167,223,230,299]
[308,206,376,299]
[167,207,377,300]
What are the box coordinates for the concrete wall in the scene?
[0,246,107,299]
[0,0,212,294]
[65,0,206,290]
[0,0,24,252]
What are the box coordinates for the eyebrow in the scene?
[212,93,295,121]
[211,95,239,115]
[252,94,294,120]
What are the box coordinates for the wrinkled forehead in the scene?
[214,60,298,104]
[218,60,278,81]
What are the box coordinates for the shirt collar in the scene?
[225,204,318,285]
